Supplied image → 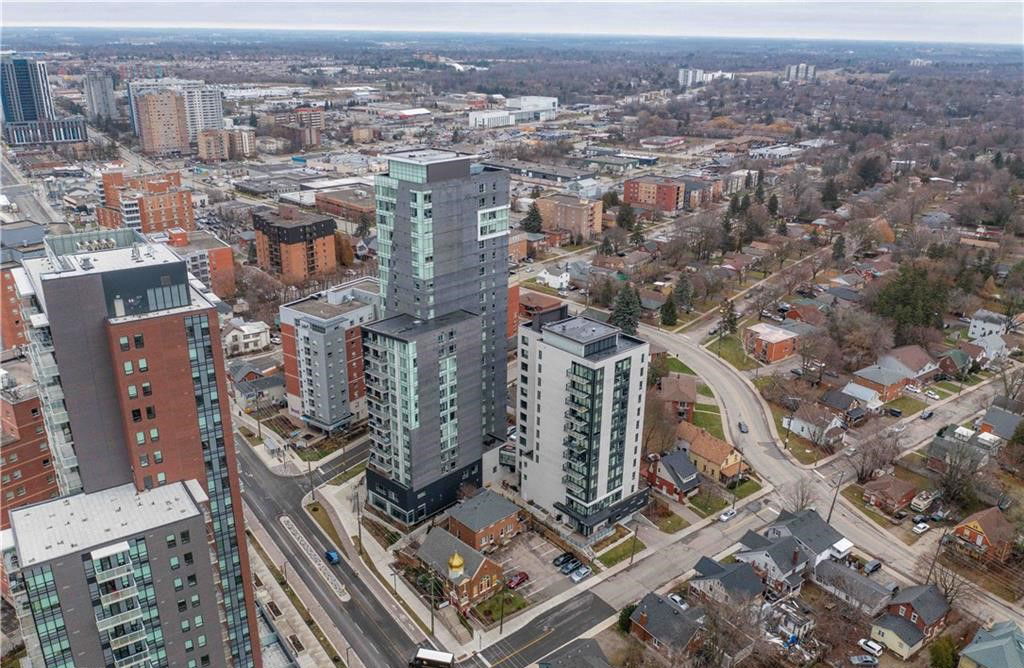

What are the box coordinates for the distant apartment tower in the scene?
[517,307,650,539]
[269,106,325,129]
[96,170,195,233]
[364,150,510,524]
[623,175,686,212]
[197,127,256,162]
[84,70,119,120]
[127,78,224,141]
[134,88,191,155]
[1,54,87,146]
[279,278,379,433]
[0,362,59,529]
[677,68,735,87]
[153,227,237,298]
[2,480,231,668]
[785,63,817,82]
[13,228,261,666]
[253,205,337,284]
[535,194,603,240]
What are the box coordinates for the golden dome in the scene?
[448,552,464,570]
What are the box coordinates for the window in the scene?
[157,472,166,485]
[131,409,142,423]
[146,406,156,419]
[173,578,183,591]
[910,612,918,623]
[119,336,130,351]
[177,599,187,612]
[898,606,906,617]
[184,640,194,653]
[184,552,194,566]
[194,615,204,628]
[138,358,148,372]
[127,384,138,399]
[180,620,190,632]
[187,574,197,587]
[166,534,177,548]
[190,594,200,607]
[170,556,180,570]
[154,451,163,464]
[139,454,149,468]
[123,361,134,375]
[142,382,152,396]
[197,634,206,648]
[150,428,160,442]
[136,431,146,445]
[180,530,191,544]
[134,334,145,349]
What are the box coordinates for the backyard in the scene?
[706,334,760,371]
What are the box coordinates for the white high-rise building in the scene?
[83,70,118,120]
[516,307,650,540]
[127,77,224,141]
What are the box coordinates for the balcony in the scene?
[113,644,150,668]
[109,627,148,651]
[95,562,134,583]
[100,584,139,607]
[96,607,144,633]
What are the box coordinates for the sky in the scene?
[3,1,1022,46]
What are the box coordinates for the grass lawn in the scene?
[771,405,824,464]
[666,356,696,375]
[697,383,715,398]
[295,439,346,462]
[597,537,646,568]
[474,590,529,623]
[523,280,561,297]
[841,485,919,545]
[591,524,629,553]
[696,403,720,413]
[689,490,729,517]
[692,411,726,440]
[731,479,762,500]
[653,512,689,533]
[328,461,366,485]
[306,502,345,552]
[937,381,961,394]
[930,387,953,399]
[883,396,928,416]
[706,335,760,371]
[892,465,938,492]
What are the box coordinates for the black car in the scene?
[560,558,582,574]
[921,410,935,420]
[888,407,903,417]
[553,552,574,567]
[738,421,749,434]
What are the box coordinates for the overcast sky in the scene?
[4,2,1022,45]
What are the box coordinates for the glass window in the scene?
[153,451,163,464]
[146,406,156,419]
[194,615,204,628]
[142,382,152,396]
[139,455,149,468]
[138,358,148,372]
[127,384,138,398]
[170,556,180,570]
[156,472,166,485]
[135,432,145,445]
[134,334,145,349]
[131,409,142,423]
[150,428,160,441]
[123,361,134,375]
[173,578,183,591]
[119,336,130,351]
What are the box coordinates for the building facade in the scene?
[534,194,603,240]
[154,228,236,299]
[197,128,257,162]
[252,205,337,284]
[623,176,685,213]
[127,78,224,141]
[84,70,119,120]
[97,171,195,234]
[13,228,261,666]
[134,89,191,155]
[279,279,379,433]
[1,54,86,147]
[517,308,649,539]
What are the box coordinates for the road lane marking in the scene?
[814,470,825,480]
[489,628,555,667]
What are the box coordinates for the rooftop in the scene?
[448,489,521,532]
[387,149,463,165]
[284,281,377,320]
[367,310,478,340]
[7,480,207,566]
[544,316,618,344]
[253,207,333,229]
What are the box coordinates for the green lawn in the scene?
[524,280,561,297]
[930,386,952,399]
[473,590,529,623]
[892,465,938,492]
[666,356,696,375]
[697,383,715,398]
[707,335,759,371]
[689,490,729,517]
[306,502,345,551]
[695,403,720,413]
[597,537,646,568]
[884,396,928,416]
[840,485,892,530]
[328,461,366,485]
[295,440,346,462]
[654,512,689,533]
[731,479,762,500]
[937,381,961,393]
[692,411,726,440]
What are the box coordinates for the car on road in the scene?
[557,290,569,297]
[270,336,281,345]
[857,639,884,657]
[668,593,688,608]
[506,572,529,589]
[324,550,341,565]
[718,508,738,522]
[921,410,935,420]
[849,655,879,666]
[737,421,749,434]
[570,566,592,583]
[553,552,574,567]
[925,390,940,400]
[912,522,931,535]
[863,559,882,575]
[560,558,582,574]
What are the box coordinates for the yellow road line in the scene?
[489,628,555,667]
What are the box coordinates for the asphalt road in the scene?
[235,439,423,667]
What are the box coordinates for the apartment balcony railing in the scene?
[96,606,144,633]
[108,627,148,651]
[100,584,139,607]
[94,562,134,584]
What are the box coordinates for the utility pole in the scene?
[628,516,641,569]
[826,471,845,523]
[498,583,507,635]
[429,578,435,636]
[925,529,950,584]
[354,492,364,556]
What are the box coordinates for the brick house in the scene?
[862,475,918,515]
[629,592,704,662]
[414,527,504,613]
[852,365,907,402]
[950,507,1016,563]
[652,372,697,423]
[445,489,525,553]
[676,421,747,485]
[642,450,700,503]
[871,585,950,659]
[744,323,798,363]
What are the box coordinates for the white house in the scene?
[536,269,570,290]
[223,319,271,356]
[968,309,1009,339]
[782,404,845,449]
[973,333,1009,364]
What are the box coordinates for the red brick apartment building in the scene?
[253,205,337,284]
[623,176,685,212]
[96,170,195,234]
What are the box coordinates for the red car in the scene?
[506,571,529,589]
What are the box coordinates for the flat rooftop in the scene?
[287,293,369,319]
[253,208,332,228]
[8,480,207,566]
[151,230,230,253]
[386,149,463,165]
[28,240,181,279]
[544,316,618,344]
[367,309,477,339]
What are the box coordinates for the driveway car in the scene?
[925,390,940,400]
[849,656,879,666]
[718,508,737,522]
[560,558,582,574]
[553,552,574,567]
[668,593,688,608]
[920,410,935,420]
[912,522,931,535]
[905,385,920,394]
[858,639,884,657]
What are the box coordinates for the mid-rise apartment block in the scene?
[253,205,337,284]
[677,68,734,87]
[1,54,87,147]
[784,63,817,82]
[97,170,195,233]
[623,175,686,213]
[152,227,236,298]
[127,78,224,141]
[314,186,376,222]
[13,228,261,666]
[280,278,379,433]
[0,361,59,529]
[134,89,191,155]
[535,194,603,240]
[517,307,650,539]
[197,128,257,162]
[268,106,325,130]
[2,480,230,668]
[84,70,119,120]
[365,149,510,524]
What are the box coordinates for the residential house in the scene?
[413,527,504,613]
[973,333,1011,364]
[812,560,893,617]
[734,531,812,594]
[629,592,705,663]
[957,620,1024,668]
[591,249,652,277]
[535,268,570,290]
[445,489,525,553]
[958,341,988,368]
[744,322,798,363]
[949,507,1016,564]
[765,600,816,644]
[234,374,286,413]
[537,639,611,668]
[969,309,1009,339]
[782,404,845,450]
[643,451,700,503]
[675,421,747,485]
[824,286,864,306]
[690,556,766,608]
[222,319,272,356]
[653,372,697,423]
[862,475,918,514]
[637,288,668,313]
[937,348,972,380]
[979,395,1024,441]
[842,382,886,414]
[925,425,1002,474]
[852,365,907,402]
[830,273,866,290]
[818,389,867,426]
[878,345,940,386]
[764,509,853,566]
[785,304,828,327]
[871,585,950,659]
[518,292,562,319]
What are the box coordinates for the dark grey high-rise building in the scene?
[365,150,510,524]
[1,54,55,123]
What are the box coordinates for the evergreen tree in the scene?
[601,190,620,208]
[247,240,257,264]
[776,219,788,236]
[744,171,753,189]
[673,275,693,312]
[740,193,751,212]
[522,203,544,233]
[994,151,1004,169]
[616,203,636,231]
[599,234,614,255]
[768,193,779,217]
[756,169,764,186]
[609,285,641,335]
[660,298,678,326]
[630,221,645,247]
[728,193,740,216]
[821,178,840,209]
[832,234,846,262]
[754,180,765,203]
[721,299,739,334]
[720,214,734,252]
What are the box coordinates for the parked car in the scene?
[912,522,931,535]
[858,639,884,657]
[925,390,940,400]
[888,407,903,417]
[863,559,882,575]
[845,446,858,457]
[506,572,529,589]
[889,423,907,434]
[324,550,340,565]
[791,368,804,377]
[921,410,935,420]
[270,336,282,345]
[668,593,687,608]
[570,566,592,583]
[718,508,738,522]
[738,421,749,434]
[849,656,879,666]
[905,385,920,394]
[560,558,582,574]
[557,290,569,297]
[553,552,574,567]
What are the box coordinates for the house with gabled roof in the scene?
[764,509,852,566]
[676,421,747,485]
[852,364,907,402]
[871,584,950,659]
[413,527,504,613]
[734,531,812,594]
[652,372,697,423]
[629,592,706,663]
[862,475,918,515]
[950,507,1017,563]
[782,404,845,449]
[979,395,1024,441]
[878,345,940,385]
[958,620,1024,668]
[690,556,766,608]
[812,560,893,617]
[643,450,701,503]
[445,489,525,553]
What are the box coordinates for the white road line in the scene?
[814,470,826,480]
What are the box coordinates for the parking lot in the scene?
[492,532,577,602]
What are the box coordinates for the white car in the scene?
[905,385,920,394]
[668,593,688,609]
[570,566,591,583]
[858,639,884,657]
[925,390,940,400]
[270,336,281,345]
[912,522,931,535]
[718,508,737,522]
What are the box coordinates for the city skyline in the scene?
[3,1,1023,46]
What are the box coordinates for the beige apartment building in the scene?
[535,193,603,240]
[135,88,190,155]
[197,127,257,162]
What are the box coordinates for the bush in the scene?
[618,603,637,633]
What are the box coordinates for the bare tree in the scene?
[936,439,986,505]
[643,391,677,455]
[917,548,974,609]
[998,366,1024,402]
[786,477,819,512]
[850,432,901,483]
